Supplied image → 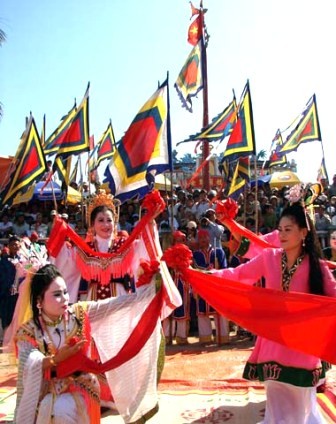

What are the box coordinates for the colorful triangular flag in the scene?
[96,121,115,167]
[53,156,72,189]
[177,96,237,145]
[223,81,256,160]
[278,94,321,156]
[317,158,329,184]
[69,156,80,185]
[227,157,250,200]
[87,135,98,172]
[268,130,287,168]
[104,77,172,202]
[44,84,90,158]
[0,116,47,208]
[175,40,204,113]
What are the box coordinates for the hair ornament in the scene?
[285,182,323,207]
[87,189,121,226]
[285,183,306,205]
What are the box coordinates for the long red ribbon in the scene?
[57,287,164,378]
[182,268,336,364]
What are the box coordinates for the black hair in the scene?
[280,202,324,295]
[31,264,63,328]
[90,205,115,225]
[8,235,20,244]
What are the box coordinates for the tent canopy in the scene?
[269,170,301,188]
[154,173,172,191]
[251,170,301,189]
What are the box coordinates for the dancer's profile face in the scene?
[40,276,69,320]
[93,210,114,239]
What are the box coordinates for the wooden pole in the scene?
[200,4,210,191]
[254,155,258,233]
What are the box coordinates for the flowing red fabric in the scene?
[57,286,164,378]
[47,190,165,258]
[215,198,275,249]
[182,268,336,364]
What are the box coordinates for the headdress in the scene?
[87,189,121,226]
[285,182,323,229]
[285,182,322,207]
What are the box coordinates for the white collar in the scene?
[94,234,113,252]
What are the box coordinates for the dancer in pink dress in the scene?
[212,196,336,423]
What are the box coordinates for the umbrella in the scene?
[250,171,300,189]
[268,170,301,188]
[154,173,172,191]
[32,181,64,201]
[12,180,64,205]
[250,174,272,188]
[67,186,82,204]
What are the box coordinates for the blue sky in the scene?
[1,0,335,183]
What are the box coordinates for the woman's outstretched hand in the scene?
[54,339,87,363]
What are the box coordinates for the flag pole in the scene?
[200,1,210,191]
[78,154,86,227]
[315,94,328,183]
[254,155,258,233]
[43,115,58,212]
[165,71,175,241]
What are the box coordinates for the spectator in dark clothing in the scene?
[0,236,23,331]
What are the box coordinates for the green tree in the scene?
[172,149,179,165]
[180,152,196,163]
[256,149,267,160]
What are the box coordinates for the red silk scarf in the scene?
[181,267,336,364]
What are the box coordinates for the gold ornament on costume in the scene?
[87,190,121,226]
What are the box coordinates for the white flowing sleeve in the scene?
[86,284,161,423]
[49,243,81,304]
[14,341,44,424]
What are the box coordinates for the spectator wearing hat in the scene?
[61,212,69,222]
[192,229,230,345]
[199,208,225,250]
[47,210,57,237]
[81,181,90,199]
[207,189,217,202]
[186,220,198,250]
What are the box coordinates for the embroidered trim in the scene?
[281,251,305,291]
[236,237,250,257]
[243,360,330,387]
[128,403,159,424]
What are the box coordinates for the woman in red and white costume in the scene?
[47,189,180,414]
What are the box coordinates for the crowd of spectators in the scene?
[2,177,336,344]
[1,176,336,256]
